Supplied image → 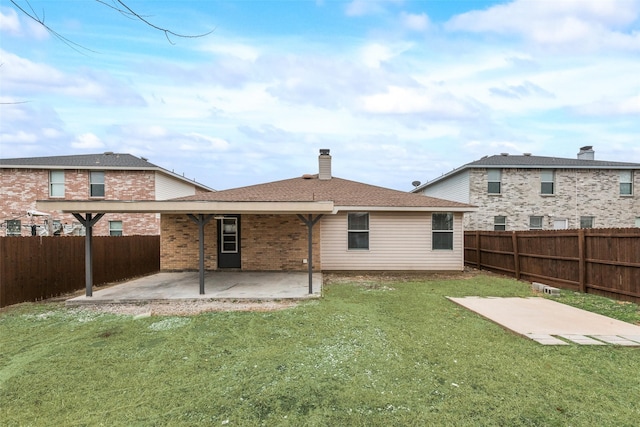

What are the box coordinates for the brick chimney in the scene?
[318,149,331,180]
[577,146,594,160]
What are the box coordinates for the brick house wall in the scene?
[466,168,640,230]
[160,214,320,271]
[0,168,160,236]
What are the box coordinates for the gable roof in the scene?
[413,153,640,192]
[0,153,214,192]
[176,174,474,211]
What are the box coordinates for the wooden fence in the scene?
[0,236,160,308]
[464,229,640,303]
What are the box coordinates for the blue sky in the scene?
[1,0,639,190]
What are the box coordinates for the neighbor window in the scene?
[6,219,21,236]
[494,216,506,231]
[529,216,543,230]
[90,171,105,197]
[636,217,640,228]
[49,170,65,197]
[109,221,123,236]
[432,212,454,250]
[348,212,369,250]
[620,171,633,195]
[580,216,594,229]
[487,169,502,194]
[540,170,555,195]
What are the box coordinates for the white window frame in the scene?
[90,171,105,198]
[529,216,543,230]
[432,212,454,250]
[487,169,502,194]
[49,170,65,197]
[620,171,633,196]
[220,217,239,253]
[540,170,555,195]
[347,212,369,250]
[109,220,123,236]
[6,219,21,236]
[494,216,506,231]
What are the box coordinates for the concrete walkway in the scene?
[448,296,640,346]
[67,272,322,305]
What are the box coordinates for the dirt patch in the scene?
[78,300,299,316]
[323,267,482,286]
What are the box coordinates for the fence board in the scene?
[0,236,159,308]
[464,229,640,303]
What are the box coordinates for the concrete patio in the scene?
[66,271,322,305]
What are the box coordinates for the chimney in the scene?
[577,146,594,160]
[318,149,331,180]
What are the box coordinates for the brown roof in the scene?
[175,175,474,209]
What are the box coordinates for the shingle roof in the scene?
[413,153,640,192]
[176,174,474,209]
[0,153,215,191]
[467,154,640,168]
[0,153,156,168]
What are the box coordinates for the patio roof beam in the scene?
[187,214,215,295]
[297,214,323,294]
[71,212,105,297]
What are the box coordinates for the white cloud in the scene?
[199,40,260,61]
[575,94,640,116]
[400,12,430,32]
[72,133,104,149]
[0,8,21,35]
[345,0,403,17]
[446,0,640,51]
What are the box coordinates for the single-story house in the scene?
[38,150,476,296]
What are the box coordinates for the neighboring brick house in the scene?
[412,146,640,231]
[39,150,476,281]
[1,153,214,236]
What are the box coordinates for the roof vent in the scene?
[500,153,509,156]
[523,153,532,156]
[302,174,314,179]
[104,151,114,155]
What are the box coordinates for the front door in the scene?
[217,215,241,268]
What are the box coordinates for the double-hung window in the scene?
[620,171,633,195]
[580,216,594,229]
[494,216,506,231]
[6,219,21,236]
[109,221,123,236]
[529,216,543,230]
[348,212,369,250]
[90,171,105,197]
[432,213,454,250]
[540,170,555,195]
[49,170,65,197]
[487,169,502,194]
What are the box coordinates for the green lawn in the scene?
[1,273,639,426]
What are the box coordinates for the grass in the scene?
[1,272,639,426]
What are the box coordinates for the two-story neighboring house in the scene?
[412,146,640,231]
[0,153,214,236]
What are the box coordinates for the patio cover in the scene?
[36,199,335,297]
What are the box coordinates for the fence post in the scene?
[578,228,586,293]
[512,231,520,280]
[475,231,481,269]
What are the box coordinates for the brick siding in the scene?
[466,168,640,230]
[160,214,320,271]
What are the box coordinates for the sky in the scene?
[1,0,639,191]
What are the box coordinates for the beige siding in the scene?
[155,172,197,200]
[320,212,464,271]
[421,170,470,204]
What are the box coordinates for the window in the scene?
[635,217,640,228]
[49,170,65,197]
[221,217,238,253]
[580,216,594,229]
[487,169,502,194]
[529,216,543,230]
[348,212,369,250]
[540,170,555,195]
[494,216,506,231]
[90,171,105,197]
[620,171,633,195]
[432,212,454,250]
[6,220,21,236]
[109,221,123,236]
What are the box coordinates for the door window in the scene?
[221,217,238,253]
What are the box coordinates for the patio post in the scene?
[187,214,214,294]
[72,213,105,297]
[297,214,323,294]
